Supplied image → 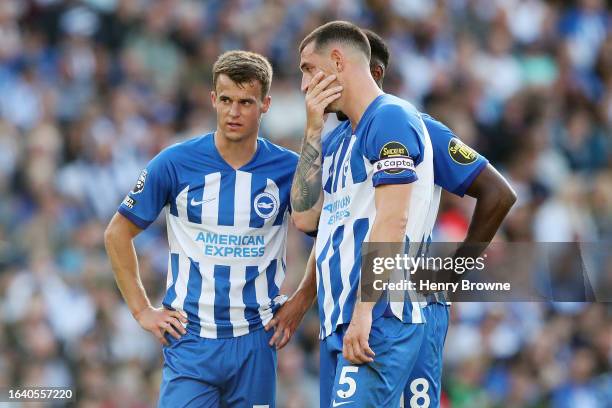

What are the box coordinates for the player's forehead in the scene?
[215,73,261,99]
[299,41,321,68]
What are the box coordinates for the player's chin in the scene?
[323,106,338,114]
[325,99,342,114]
[223,126,248,141]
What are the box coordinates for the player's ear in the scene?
[330,48,344,73]
[210,91,217,109]
[261,95,271,113]
[372,65,383,84]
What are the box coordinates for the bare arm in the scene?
[291,244,318,306]
[265,243,318,348]
[104,212,149,314]
[291,73,342,232]
[291,135,324,231]
[459,163,517,253]
[410,163,517,292]
[343,183,413,364]
[104,212,187,345]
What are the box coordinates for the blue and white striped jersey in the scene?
[316,94,436,339]
[118,133,298,338]
[322,112,489,312]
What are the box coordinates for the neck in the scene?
[214,130,258,169]
[342,73,384,131]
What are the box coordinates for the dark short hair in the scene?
[212,50,273,99]
[299,21,370,60]
[362,29,389,70]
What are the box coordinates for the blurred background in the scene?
[0,0,610,407]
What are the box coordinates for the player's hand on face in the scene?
[305,72,342,135]
[264,295,310,349]
[134,306,188,346]
[343,304,375,364]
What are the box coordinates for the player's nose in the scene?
[300,76,309,94]
[229,102,240,117]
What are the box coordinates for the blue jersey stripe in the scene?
[213,265,233,337]
[402,235,427,322]
[316,236,332,333]
[243,266,262,332]
[425,235,432,256]
[187,183,203,224]
[323,162,334,194]
[341,145,351,189]
[162,253,180,308]
[325,141,343,194]
[328,226,345,330]
[265,260,279,300]
[273,177,290,227]
[349,141,367,184]
[249,175,268,228]
[218,172,236,226]
[402,235,418,322]
[183,258,203,334]
[332,137,351,193]
[169,194,178,217]
[342,218,369,324]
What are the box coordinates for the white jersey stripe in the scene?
[176,185,189,221]
[230,267,250,337]
[234,171,252,227]
[336,224,354,327]
[198,261,217,338]
[170,253,191,313]
[320,240,334,336]
[202,172,221,225]
[253,264,270,326]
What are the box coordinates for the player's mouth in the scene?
[226,122,243,130]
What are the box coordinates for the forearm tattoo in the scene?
[291,140,322,212]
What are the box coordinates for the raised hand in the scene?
[305,72,343,135]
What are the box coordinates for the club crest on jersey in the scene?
[377,141,412,174]
[131,169,148,194]
[448,137,478,165]
[254,192,278,220]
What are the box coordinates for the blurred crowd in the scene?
[0,0,610,407]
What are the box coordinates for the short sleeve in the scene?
[423,114,488,197]
[364,104,424,187]
[118,151,174,229]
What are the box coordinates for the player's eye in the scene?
[241,100,252,106]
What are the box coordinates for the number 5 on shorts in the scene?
[336,366,359,399]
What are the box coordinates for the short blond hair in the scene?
[212,51,273,99]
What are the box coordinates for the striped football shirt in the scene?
[118,133,297,338]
